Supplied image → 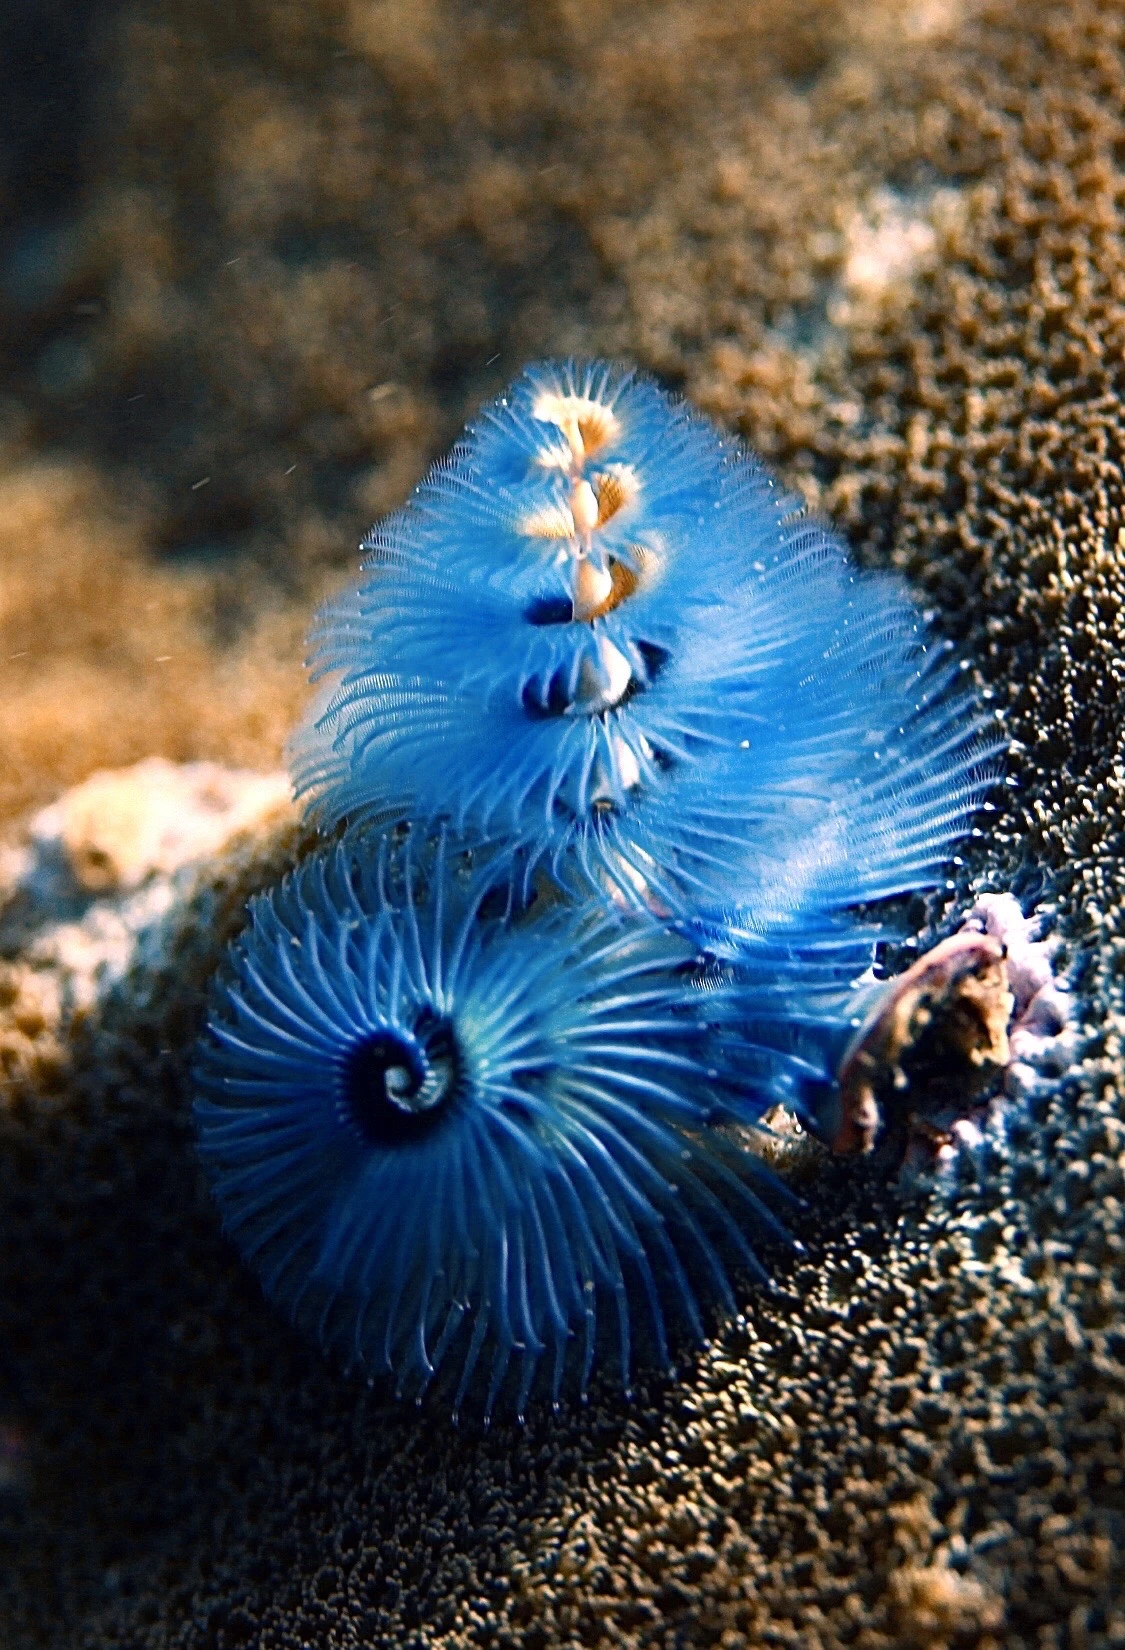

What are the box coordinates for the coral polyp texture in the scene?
[292,361,1000,915]
[194,832,801,1420]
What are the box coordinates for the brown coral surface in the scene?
[2,0,1125,1646]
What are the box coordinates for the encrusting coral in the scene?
[3,0,1125,1646]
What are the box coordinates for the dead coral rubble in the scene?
[0,762,293,1108]
[834,893,1069,1162]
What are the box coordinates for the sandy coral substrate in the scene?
[3,0,1125,1646]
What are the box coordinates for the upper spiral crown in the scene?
[290,359,1001,921]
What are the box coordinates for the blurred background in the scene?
[0,0,979,830]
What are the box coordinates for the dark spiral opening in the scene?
[521,668,575,719]
[524,593,574,626]
[634,639,669,681]
[340,1011,460,1146]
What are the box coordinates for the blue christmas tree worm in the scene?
[198,361,1005,1416]
[291,360,1000,918]
[195,831,824,1420]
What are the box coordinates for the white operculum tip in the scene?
[570,479,599,537]
[575,636,634,713]
[591,735,643,805]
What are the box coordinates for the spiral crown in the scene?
[194,834,813,1420]
[290,360,1001,920]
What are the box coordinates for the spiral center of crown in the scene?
[521,392,648,630]
[341,1010,459,1145]
[512,389,670,787]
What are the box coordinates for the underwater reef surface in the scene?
[2,0,1125,1646]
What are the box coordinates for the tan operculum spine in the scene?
[528,393,644,729]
